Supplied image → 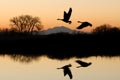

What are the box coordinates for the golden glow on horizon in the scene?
[0,0,120,32]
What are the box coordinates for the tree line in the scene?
[0,14,120,34]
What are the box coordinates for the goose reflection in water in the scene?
[75,60,92,68]
[57,64,73,79]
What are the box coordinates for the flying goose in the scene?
[77,21,92,29]
[57,8,72,24]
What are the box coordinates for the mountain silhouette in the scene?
[38,26,78,35]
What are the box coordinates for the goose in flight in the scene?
[77,21,92,29]
[57,8,72,24]
[57,64,73,79]
[75,60,92,68]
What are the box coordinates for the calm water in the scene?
[0,55,120,80]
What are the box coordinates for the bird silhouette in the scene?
[57,8,72,24]
[57,64,73,79]
[76,21,92,29]
[75,60,92,68]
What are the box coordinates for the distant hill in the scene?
[37,26,80,35]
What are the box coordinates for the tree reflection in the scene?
[1,49,119,63]
[8,54,40,63]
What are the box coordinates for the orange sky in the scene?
[0,0,120,32]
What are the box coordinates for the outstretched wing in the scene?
[76,60,87,65]
[63,11,68,20]
[64,68,73,79]
[67,69,72,79]
[64,8,72,21]
[77,24,86,29]
[76,22,89,29]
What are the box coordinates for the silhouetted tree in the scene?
[10,15,43,32]
[1,28,9,32]
[9,27,18,32]
[109,27,120,33]
[92,24,111,33]
[92,24,120,34]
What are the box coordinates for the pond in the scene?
[0,55,120,80]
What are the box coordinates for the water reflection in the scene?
[75,60,92,68]
[0,44,120,61]
[0,52,120,63]
[0,55,120,80]
[9,54,40,63]
[57,64,73,79]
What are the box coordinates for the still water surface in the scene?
[0,55,120,80]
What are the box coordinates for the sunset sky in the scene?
[0,0,120,32]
